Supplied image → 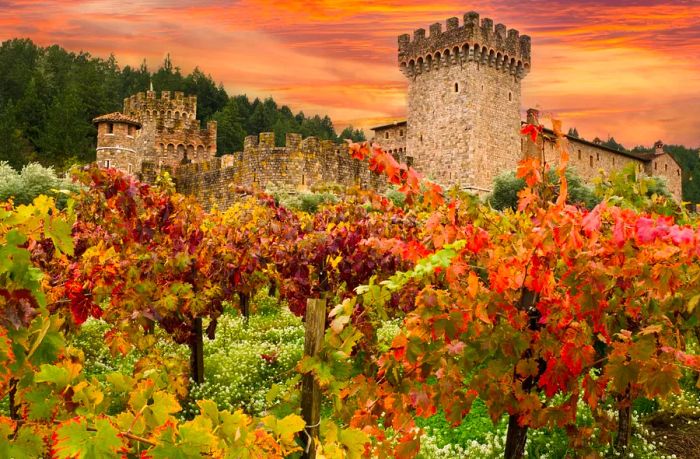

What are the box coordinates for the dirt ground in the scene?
[644,413,700,459]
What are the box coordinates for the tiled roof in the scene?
[371,120,407,131]
[92,112,141,127]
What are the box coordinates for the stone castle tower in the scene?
[94,91,217,175]
[398,12,531,192]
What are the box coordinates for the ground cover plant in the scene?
[0,118,699,458]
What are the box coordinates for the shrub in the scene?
[594,164,678,214]
[0,161,78,208]
[487,168,598,211]
[274,190,338,213]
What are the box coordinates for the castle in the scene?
[94,11,683,206]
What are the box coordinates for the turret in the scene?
[93,112,142,174]
[399,11,530,193]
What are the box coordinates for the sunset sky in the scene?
[1,0,699,147]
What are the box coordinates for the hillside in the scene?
[0,38,365,171]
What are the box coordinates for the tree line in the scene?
[0,38,365,171]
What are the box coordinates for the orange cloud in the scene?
[0,0,698,146]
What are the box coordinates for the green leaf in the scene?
[263,413,305,444]
[53,417,123,459]
[35,364,70,388]
[23,384,59,421]
[147,391,181,426]
[0,424,44,459]
[47,217,74,256]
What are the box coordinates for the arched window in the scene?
[197,145,205,156]
[177,144,185,157]
[167,144,175,155]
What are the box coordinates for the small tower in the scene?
[398,12,531,192]
[93,112,142,175]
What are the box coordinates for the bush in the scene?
[487,168,598,211]
[594,164,678,215]
[0,161,78,208]
[275,190,338,213]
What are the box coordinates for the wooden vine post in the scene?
[301,298,327,459]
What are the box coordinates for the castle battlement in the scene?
[241,132,342,156]
[398,11,530,79]
[123,91,198,121]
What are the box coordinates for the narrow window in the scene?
[596,152,600,161]
[104,159,111,168]
[677,169,680,176]
[302,174,305,185]
[420,134,423,143]
[665,164,668,172]
[400,129,404,137]
[385,132,389,139]
[508,91,512,101]
[655,162,658,171]
[128,164,133,174]
[589,156,593,167]
[455,82,459,93]
[107,123,114,134]
[577,149,581,160]
[612,157,615,166]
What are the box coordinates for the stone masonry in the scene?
[172,132,384,210]
[398,11,530,193]
[94,10,683,207]
[373,12,682,201]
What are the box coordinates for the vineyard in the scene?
[1,120,700,459]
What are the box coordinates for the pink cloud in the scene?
[0,0,698,146]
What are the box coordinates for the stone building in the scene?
[94,90,217,174]
[373,11,682,200]
[94,10,683,206]
[93,112,143,174]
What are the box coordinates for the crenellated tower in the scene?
[398,12,531,191]
[122,90,217,171]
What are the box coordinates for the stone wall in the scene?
[400,12,528,193]
[531,129,683,201]
[646,151,683,201]
[371,122,409,163]
[172,132,386,211]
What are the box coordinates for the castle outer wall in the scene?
[168,132,386,211]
